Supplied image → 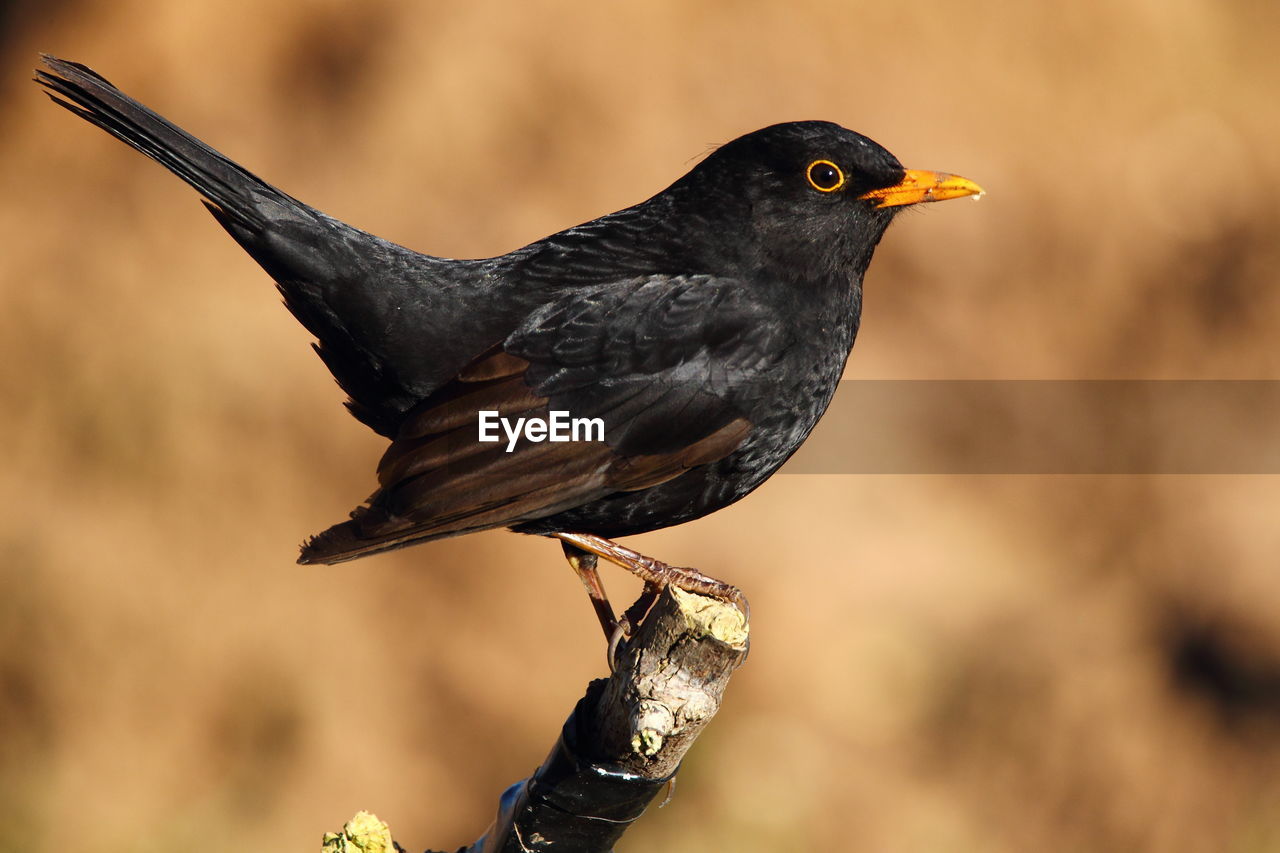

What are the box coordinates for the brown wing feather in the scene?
[298,344,750,565]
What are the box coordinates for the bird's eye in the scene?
[806,160,845,193]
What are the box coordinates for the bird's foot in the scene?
[554,532,750,622]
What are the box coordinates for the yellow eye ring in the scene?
[806,159,845,192]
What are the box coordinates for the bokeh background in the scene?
[3,1,1279,851]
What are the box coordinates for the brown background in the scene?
[3,1,1279,851]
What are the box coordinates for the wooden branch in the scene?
[326,585,749,853]
[593,585,751,778]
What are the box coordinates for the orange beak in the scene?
[858,169,984,208]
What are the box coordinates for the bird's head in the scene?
[673,121,982,282]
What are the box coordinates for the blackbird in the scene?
[37,55,982,635]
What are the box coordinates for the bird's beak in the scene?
[858,170,984,208]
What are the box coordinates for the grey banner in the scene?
[781,381,1280,474]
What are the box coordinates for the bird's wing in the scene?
[299,274,789,564]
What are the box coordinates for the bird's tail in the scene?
[35,54,280,233]
[34,54,443,436]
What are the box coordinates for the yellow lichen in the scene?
[321,811,396,853]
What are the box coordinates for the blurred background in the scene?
[3,1,1279,851]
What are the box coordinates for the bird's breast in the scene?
[713,279,861,498]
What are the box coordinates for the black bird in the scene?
[36,55,982,635]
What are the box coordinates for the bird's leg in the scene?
[561,541,619,641]
[554,532,749,619]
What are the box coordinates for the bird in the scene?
[36,54,982,638]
